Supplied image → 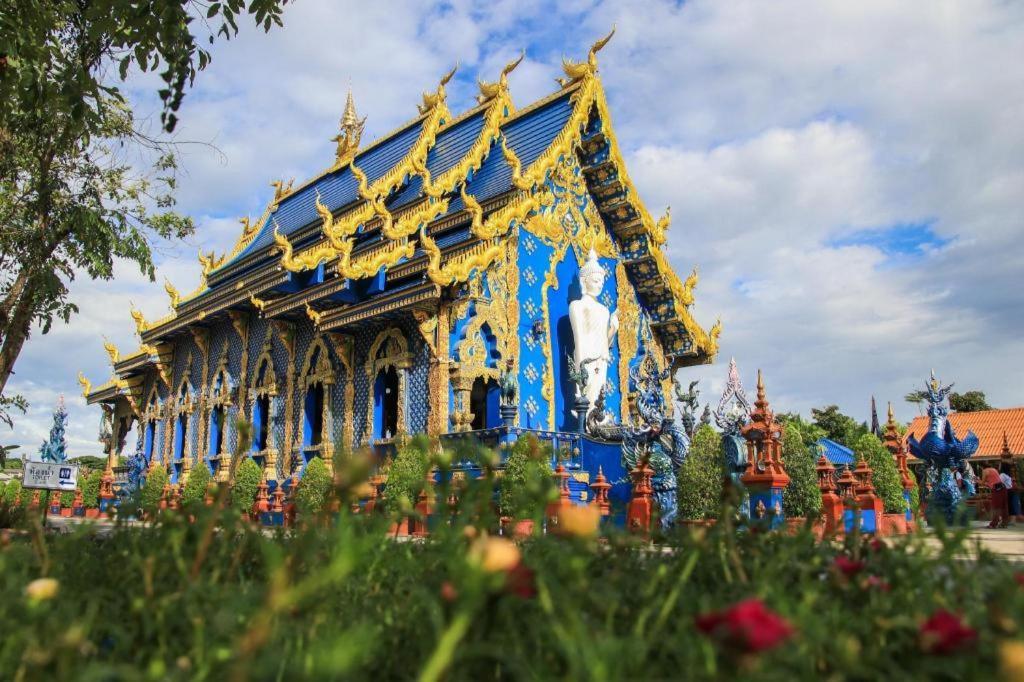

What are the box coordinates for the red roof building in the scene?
[905,407,1024,461]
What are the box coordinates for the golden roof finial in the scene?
[419,64,458,115]
[77,371,92,398]
[129,305,147,337]
[305,302,323,328]
[477,51,523,104]
[887,401,895,425]
[333,84,366,167]
[102,336,120,364]
[560,26,615,85]
[164,277,180,308]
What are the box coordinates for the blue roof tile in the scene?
[817,438,856,467]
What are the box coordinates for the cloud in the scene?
[8,0,1024,452]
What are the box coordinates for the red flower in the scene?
[920,610,977,655]
[863,575,891,592]
[833,555,865,577]
[869,538,886,553]
[504,561,536,599]
[1015,573,1024,587]
[695,599,795,653]
[440,581,458,603]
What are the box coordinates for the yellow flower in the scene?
[1000,640,1024,682]
[556,504,601,538]
[25,578,59,602]
[469,536,521,573]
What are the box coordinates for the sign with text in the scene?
[23,462,79,491]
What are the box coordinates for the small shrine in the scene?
[77,33,720,518]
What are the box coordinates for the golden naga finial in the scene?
[102,336,120,364]
[305,302,324,328]
[477,51,523,104]
[710,317,722,344]
[164,277,180,308]
[271,178,295,203]
[198,249,225,276]
[419,64,458,115]
[77,371,92,398]
[248,292,268,314]
[682,267,698,301]
[652,207,671,245]
[129,306,147,336]
[560,26,615,85]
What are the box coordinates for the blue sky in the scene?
[8,0,1024,455]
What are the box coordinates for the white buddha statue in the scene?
[569,249,619,415]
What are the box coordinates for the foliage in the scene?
[82,471,102,509]
[781,423,822,518]
[853,434,905,514]
[59,485,74,509]
[677,424,724,520]
[231,458,263,514]
[3,479,21,506]
[3,456,22,470]
[181,464,211,507]
[0,478,1019,680]
[0,0,290,408]
[69,456,106,473]
[383,436,432,514]
[777,413,826,445]
[905,390,928,408]
[949,390,991,413]
[811,405,867,448]
[296,457,332,517]
[0,444,19,469]
[908,479,920,517]
[499,435,555,519]
[139,466,168,512]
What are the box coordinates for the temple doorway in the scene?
[469,377,501,430]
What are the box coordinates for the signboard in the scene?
[23,461,79,491]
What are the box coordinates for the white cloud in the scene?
[8,0,1024,451]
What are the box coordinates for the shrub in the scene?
[781,423,822,518]
[296,456,332,517]
[232,458,263,514]
[181,463,212,507]
[853,433,904,513]
[678,424,724,520]
[3,479,21,506]
[500,435,554,519]
[82,471,102,508]
[140,466,168,512]
[383,436,431,514]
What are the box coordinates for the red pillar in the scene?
[816,454,843,537]
[626,460,655,537]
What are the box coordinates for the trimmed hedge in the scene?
[82,471,102,509]
[853,433,905,514]
[383,436,431,514]
[181,464,211,507]
[677,424,724,520]
[140,466,168,512]
[296,457,332,516]
[231,458,263,514]
[499,435,554,519]
[782,423,822,518]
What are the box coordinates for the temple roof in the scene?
[85,34,720,404]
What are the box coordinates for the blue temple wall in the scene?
[515,234,554,430]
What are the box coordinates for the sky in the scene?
[8,0,1024,457]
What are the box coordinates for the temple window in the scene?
[249,347,279,475]
[172,380,193,483]
[206,360,234,477]
[364,328,410,450]
[298,338,335,470]
[303,381,325,448]
[254,394,271,451]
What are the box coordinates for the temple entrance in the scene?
[469,377,501,430]
[303,382,325,462]
[254,394,270,451]
[209,405,226,473]
[173,412,187,482]
[373,366,399,440]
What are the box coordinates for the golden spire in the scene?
[164,277,180,308]
[102,336,120,364]
[887,401,895,426]
[333,85,366,167]
[77,371,92,398]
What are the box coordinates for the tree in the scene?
[82,470,103,508]
[231,457,263,514]
[296,457,332,518]
[140,466,168,512]
[781,423,821,519]
[0,1,290,424]
[777,413,826,445]
[499,435,554,520]
[810,405,866,448]
[677,424,724,521]
[383,436,432,514]
[852,434,904,514]
[0,444,18,469]
[949,390,991,413]
[181,464,211,507]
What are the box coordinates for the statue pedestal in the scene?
[499,403,517,428]
[573,397,590,434]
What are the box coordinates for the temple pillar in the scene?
[816,454,843,537]
[739,371,789,529]
[854,457,884,535]
[882,402,916,530]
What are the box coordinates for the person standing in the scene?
[982,467,1007,529]
[1000,464,1020,525]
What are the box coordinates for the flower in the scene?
[863,575,891,592]
[833,556,865,577]
[440,581,458,603]
[469,536,521,573]
[25,578,59,602]
[505,562,536,599]
[1000,641,1024,681]
[556,504,601,538]
[695,599,794,653]
[1015,573,1024,587]
[920,610,977,655]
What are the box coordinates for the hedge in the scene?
[383,436,431,514]
[139,467,168,512]
[82,471,102,509]
[181,464,211,507]
[853,433,905,514]
[231,458,263,514]
[296,457,332,516]
[677,424,724,520]
[782,423,822,518]
[499,435,554,519]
